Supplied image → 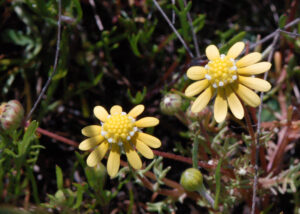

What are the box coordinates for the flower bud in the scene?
[180,168,203,192]
[0,100,25,132]
[274,51,282,74]
[160,93,182,115]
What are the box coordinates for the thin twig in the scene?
[192,133,200,168]
[26,0,62,121]
[283,17,300,29]
[171,0,175,24]
[36,127,79,147]
[183,0,200,57]
[152,0,194,58]
[277,29,300,38]
[89,0,104,31]
[251,32,279,214]
[249,18,300,50]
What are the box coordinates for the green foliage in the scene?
[127,87,147,104]
[0,0,299,213]
[0,121,41,202]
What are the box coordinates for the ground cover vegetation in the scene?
[0,0,300,213]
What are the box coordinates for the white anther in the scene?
[128,116,135,122]
[130,131,135,136]
[219,81,224,86]
[118,141,123,146]
[108,138,113,143]
[212,83,217,88]
[230,58,235,63]
[205,64,210,69]
[107,115,111,119]
[121,112,126,115]
[126,136,131,140]
[220,54,225,59]
[251,75,255,78]
[101,131,107,136]
[232,75,237,80]
[133,127,138,132]
[205,74,211,80]
[230,65,237,71]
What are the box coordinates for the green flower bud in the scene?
[160,93,182,115]
[180,168,203,192]
[0,100,25,132]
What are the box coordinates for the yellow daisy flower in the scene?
[185,42,272,123]
[79,105,161,177]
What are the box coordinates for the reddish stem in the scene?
[36,127,78,147]
[36,127,235,177]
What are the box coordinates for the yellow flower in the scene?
[185,42,272,123]
[79,105,161,177]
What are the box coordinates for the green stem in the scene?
[197,183,215,207]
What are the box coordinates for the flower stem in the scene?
[192,135,199,168]
[197,183,215,207]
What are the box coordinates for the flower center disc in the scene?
[205,55,237,88]
[101,114,137,144]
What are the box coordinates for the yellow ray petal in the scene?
[128,105,145,118]
[206,45,220,61]
[185,79,209,97]
[234,84,261,107]
[110,105,122,115]
[214,88,228,123]
[239,76,271,92]
[226,42,245,59]
[237,62,271,75]
[187,66,206,80]
[94,106,109,122]
[86,141,109,167]
[135,139,154,159]
[107,144,120,177]
[79,135,104,151]
[124,142,142,169]
[191,86,213,113]
[135,117,159,128]
[225,86,244,119]
[236,52,262,67]
[81,125,101,137]
[136,132,161,148]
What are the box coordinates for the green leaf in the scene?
[56,165,64,190]
[26,167,40,203]
[73,0,83,23]
[18,121,38,156]
[278,14,287,29]
[128,33,142,57]
[73,183,87,209]
[219,31,246,53]
[127,87,147,104]
[193,14,206,33]
[214,159,222,209]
